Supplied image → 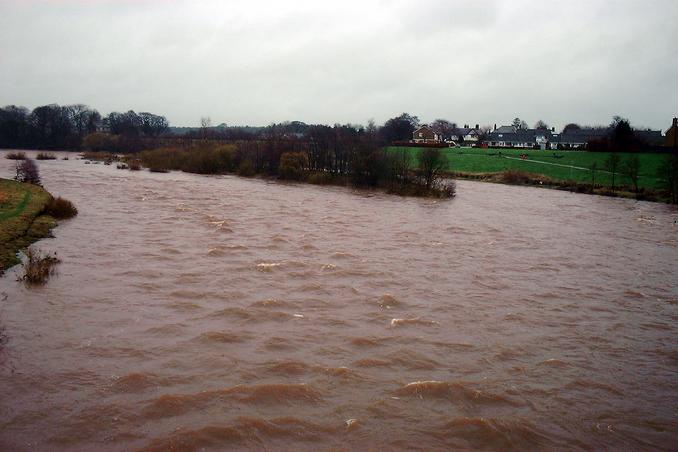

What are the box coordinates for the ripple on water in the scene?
[140,417,336,451]
[394,381,523,407]
[143,383,323,418]
[430,416,553,450]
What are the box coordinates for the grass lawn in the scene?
[0,178,55,272]
[388,147,671,190]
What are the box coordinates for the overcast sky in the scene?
[1,0,677,129]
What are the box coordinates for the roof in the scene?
[635,130,664,146]
[489,129,549,141]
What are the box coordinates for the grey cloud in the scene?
[0,0,676,129]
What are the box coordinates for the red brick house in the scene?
[412,125,442,143]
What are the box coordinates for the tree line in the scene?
[0,104,168,151]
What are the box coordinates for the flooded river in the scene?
[1,151,677,450]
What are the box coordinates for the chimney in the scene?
[475,124,479,130]
[494,124,497,131]
[673,117,678,128]
[552,127,555,132]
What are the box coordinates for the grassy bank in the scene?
[0,178,57,272]
[388,147,668,190]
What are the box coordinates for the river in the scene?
[1,151,677,450]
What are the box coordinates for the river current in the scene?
[1,151,677,450]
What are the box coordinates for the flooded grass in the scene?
[0,178,65,272]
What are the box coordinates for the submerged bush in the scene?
[81,151,115,161]
[139,144,236,175]
[36,152,57,160]
[5,151,26,160]
[45,196,78,219]
[19,248,60,285]
[14,159,41,185]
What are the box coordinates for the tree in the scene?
[605,153,621,193]
[563,123,581,134]
[105,111,142,136]
[476,125,492,145]
[385,148,413,190]
[15,159,41,185]
[29,104,76,149]
[139,112,169,137]
[512,118,528,130]
[657,154,678,204]
[0,105,30,148]
[590,161,598,192]
[534,120,549,130]
[418,148,447,190]
[610,116,635,151]
[430,119,455,140]
[622,155,641,197]
[380,113,420,143]
[69,104,101,137]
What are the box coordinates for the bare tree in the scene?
[430,119,456,140]
[622,155,641,197]
[15,159,41,185]
[605,153,621,193]
[534,120,549,130]
[658,154,678,204]
[418,148,447,190]
[512,118,529,130]
[590,161,598,192]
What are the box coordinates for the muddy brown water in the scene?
[1,151,677,451]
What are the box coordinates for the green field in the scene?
[388,147,670,189]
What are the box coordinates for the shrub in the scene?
[237,159,255,177]
[19,248,60,285]
[45,196,78,219]
[14,159,41,185]
[440,180,457,197]
[128,160,141,171]
[5,151,26,160]
[501,169,532,185]
[81,151,114,161]
[306,171,334,185]
[139,144,236,175]
[36,152,57,160]
[279,152,308,180]
[82,132,119,152]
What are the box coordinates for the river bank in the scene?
[450,169,666,202]
[0,178,57,272]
